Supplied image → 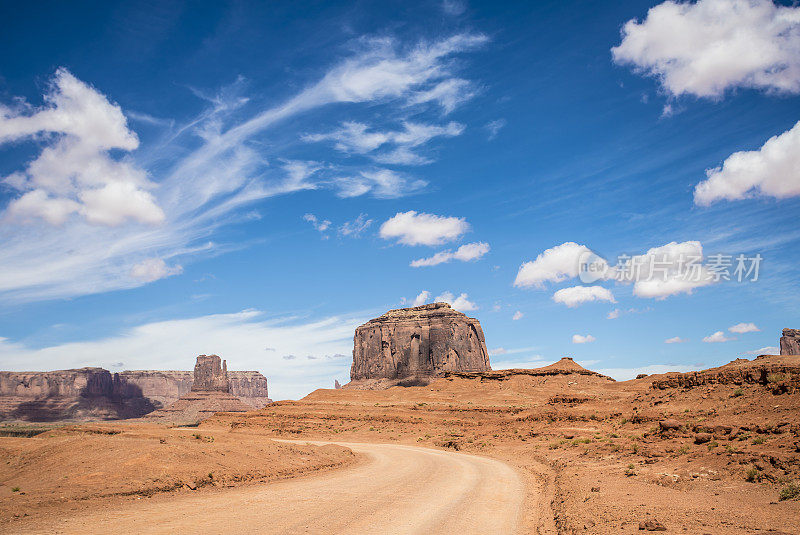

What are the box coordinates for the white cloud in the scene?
[412,290,431,306]
[702,330,735,343]
[406,78,476,113]
[488,347,507,356]
[485,119,506,140]
[623,240,715,299]
[607,308,620,319]
[442,0,466,16]
[0,68,164,227]
[612,0,800,98]
[0,33,486,303]
[553,285,616,308]
[410,241,489,267]
[746,346,779,355]
[729,322,760,333]
[0,309,367,400]
[664,336,688,344]
[694,120,800,204]
[572,334,596,344]
[512,310,523,321]
[435,291,477,311]
[305,120,463,166]
[130,258,183,283]
[303,213,331,232]
[380,210,469,246]
[334,169,427,198]
[514,242,603,288]
[338,213,373,237]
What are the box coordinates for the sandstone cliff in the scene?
[780,329,800,355]
[350,303,490,386]
[145,355,256,425]
[0,363,271,422]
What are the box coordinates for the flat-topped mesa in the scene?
[351,303,491,383]
[191,355,229,392]
[780,329,800,355]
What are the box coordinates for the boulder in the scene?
[659,419,682,432]
[350,303,490,384]
[780,329,800,355]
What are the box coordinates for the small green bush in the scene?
[779,481,800,501]
[746,467,762,483]
[732,388,744,397]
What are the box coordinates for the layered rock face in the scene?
[191,355,230,392]
[0,361,271,422]
[780,329,800,355]
[146,355,257,425]
[350,303,491,384]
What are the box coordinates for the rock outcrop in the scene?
[146,355,256,425]
[443,357,614,382]
[349,303,490,387]
[0,368,157,422]
[780,329,800,355]
[0,360,271,422]
[191,355,230,392]
[650,355,800,394]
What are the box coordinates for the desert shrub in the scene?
[625,464,636,477]
[779,481,800,501]
[746,466,763,483]
[767,373,786,384]
[631,443,639,454]
[752,437,766,445]
[707,441,719,450]
[11,487,20,492]
[677,446,688,455]
[732,388,744,397]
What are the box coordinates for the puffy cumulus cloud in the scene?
[694,120,800,205]
[379,211,469,246]
[622,241,715,299]
[334,169,427,198]
[664,336,688,344]
[702,330,735,343]
[0,309,366,400]
[512,310,523,320]
[435,291,477,311]
[552,285,616,308]
[129,258,183,282]
[572,334,596,344]
[410,241,489,267]
[612,0,800,98]
[514,242,604,288]
[729,322,760,333]
[412,290,431,306]
[304,121,464,166]
[0,68,164,227]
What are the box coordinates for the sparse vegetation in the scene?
[779,481,800,501]
[625,463,636,477]
[732,388,744,398]
[11,487,20,492]
[767,373,786,384]
[746,466,763,483]
[752,436,765,445]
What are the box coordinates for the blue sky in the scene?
[1,0,798,400]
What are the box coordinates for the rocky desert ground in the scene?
[2,352,799,534]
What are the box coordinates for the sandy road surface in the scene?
[12,440,525,535]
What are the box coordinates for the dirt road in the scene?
[14,440,525,535]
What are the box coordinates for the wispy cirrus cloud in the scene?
[0,32,487,303]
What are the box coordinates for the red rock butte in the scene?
[146,355,261,425]
[349,303,491,388]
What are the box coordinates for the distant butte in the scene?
[348,303,491,389]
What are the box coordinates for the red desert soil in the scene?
[2,355,799,534]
